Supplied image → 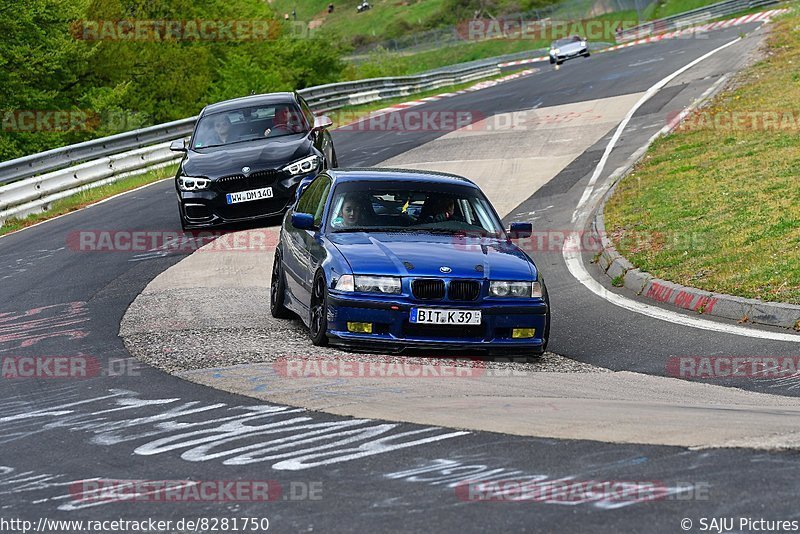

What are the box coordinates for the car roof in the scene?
[326,168,479,188]
[200,92,297,116]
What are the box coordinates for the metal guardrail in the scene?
[618,0,782,41]
[0,62,499,224]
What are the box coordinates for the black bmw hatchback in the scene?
[170,92,338,229]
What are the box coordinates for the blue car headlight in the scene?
[336,275,401,294]
[282,155,320,176]
[490,281,543,298]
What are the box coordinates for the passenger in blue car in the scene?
[332,192,370,228]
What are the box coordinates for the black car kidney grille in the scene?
[448,280,481,301]
[215,170,283,193]
[412,279,445,300]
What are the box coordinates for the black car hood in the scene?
[181,133,314,178]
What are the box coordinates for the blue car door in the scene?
[282,175,332,310]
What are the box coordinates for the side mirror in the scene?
[170,139,187,152]
[509,222,532,239]
[313,115,333,130]
[291,212,315,230]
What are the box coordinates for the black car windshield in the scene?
[326,182,505,237]
[193,104,308,148]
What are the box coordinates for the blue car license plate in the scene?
[410,308,481,325]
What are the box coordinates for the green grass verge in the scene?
[604,7,800,304]
[271,0,446,42]
[0,164,179,237]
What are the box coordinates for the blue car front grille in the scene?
[448,280,480,301]
[412,279,445,300]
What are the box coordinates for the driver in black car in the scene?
[265,107,304,137]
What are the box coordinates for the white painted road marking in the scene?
[565,37,800,343]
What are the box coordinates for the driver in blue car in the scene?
[422,195,457,223]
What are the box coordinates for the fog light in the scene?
[512,328,535,339]
[347,322,373,334]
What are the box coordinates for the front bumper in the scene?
[326,292,548,353]
[550,47,589,62]
[177,171,315,229]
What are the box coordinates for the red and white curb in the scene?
[335,68,538,129]
[498,9,788,68]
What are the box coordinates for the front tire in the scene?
[541,283,551,353]
[322,133,338,169]
[270,252,295,319]
[309,273,329,346]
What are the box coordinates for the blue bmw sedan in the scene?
[270,168,550,355]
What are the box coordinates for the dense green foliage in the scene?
[0,0,345,161]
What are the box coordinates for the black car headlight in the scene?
[178,176,210,191]
[282,155,320,176]
[489,281,543,298]
[336,275,402,294]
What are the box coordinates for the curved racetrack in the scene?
[2,21,799,532]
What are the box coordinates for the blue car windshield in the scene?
[327,184,505,236]
[193,104,308,149]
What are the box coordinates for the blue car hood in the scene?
[329,232,536,280]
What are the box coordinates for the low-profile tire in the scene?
[556,60,563,65]
[549,57,555,64]
[270,252,295,319]
[330,146,339,168]
[541,284,551,353]
[322,133,338,169]
[309,273,329,346]
[584,52,591,58]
